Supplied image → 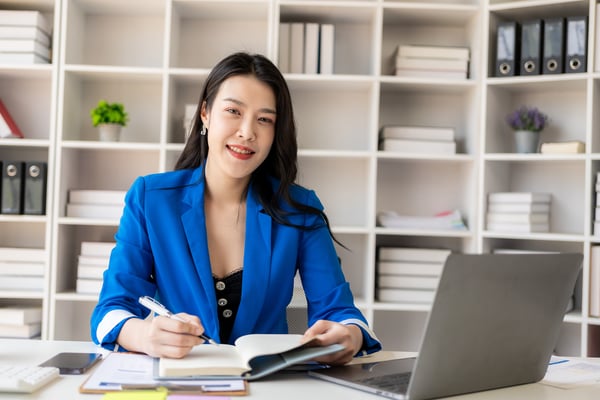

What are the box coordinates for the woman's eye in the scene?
[259,117,274,124]
[226,108,239,115]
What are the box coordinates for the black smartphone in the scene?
[39,352,103,375]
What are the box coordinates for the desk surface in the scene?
[0,339,599,399]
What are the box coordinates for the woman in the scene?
[90,52,381,365]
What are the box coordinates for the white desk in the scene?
[0,339,599,399]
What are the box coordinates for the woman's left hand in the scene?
[302,320,363,365]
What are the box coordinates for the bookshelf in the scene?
[1,0,599,357]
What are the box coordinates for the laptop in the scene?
[309,253,582,400]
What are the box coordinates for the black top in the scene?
[213,268,243,344]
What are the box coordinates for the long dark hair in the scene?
[175,52,341,244]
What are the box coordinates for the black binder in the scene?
[23,161,47,215]
[543,18,566,74]
[520,19,543,75]
[496,21,520,77]
[1,161,24,214]
[566,16,588,73]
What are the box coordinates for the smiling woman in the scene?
[90,52,381,364]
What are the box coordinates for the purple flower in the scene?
[506,106,548,132]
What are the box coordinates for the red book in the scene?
[0,99,24,138]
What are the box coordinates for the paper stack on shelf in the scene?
[394,44,470,79]
[280,22,335,74]
[66,189,126,219]
[0,247,45,292]
[540,141,585,154]
[376,247,451,304]
[0,306,42,338]
[486,192,551,233]
[76,241,114,294]
[379,125,456,154]
[377,209,467,231]
[0,10,51,64]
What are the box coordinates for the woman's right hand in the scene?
[119,313,205,358]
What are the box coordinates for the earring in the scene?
[200,126,207,136]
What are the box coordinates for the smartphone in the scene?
[39,352,103,375]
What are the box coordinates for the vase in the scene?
[97,123,122,142]
[514,129,540,153]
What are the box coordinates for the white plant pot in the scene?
[98,123,122,142]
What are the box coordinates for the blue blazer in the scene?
[90,167,380,354]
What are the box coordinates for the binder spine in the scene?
[543,18,566,74]
[495,21,521,77]
[566,16,588,73]
[520,19,543,75]
[1,161,25,214]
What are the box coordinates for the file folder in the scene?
[495,21,520,77]
[543,18,566,74]
[520,19,543,75]
[23,161,47,215]
[1,161,24,214]
[566,16,587,73]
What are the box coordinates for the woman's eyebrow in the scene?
[223,97,276,115]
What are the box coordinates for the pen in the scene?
[138,295,218,345]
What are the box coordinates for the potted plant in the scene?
[90,100,129,141]
[506,105,548,153]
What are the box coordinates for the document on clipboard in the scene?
[79,352,247,395]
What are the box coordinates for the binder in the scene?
[566,16,587,73]
[23,161,47,215]
[520,19,543,75]
[495,21,520,77]
[1,161,24,214]
[543,18,566,74]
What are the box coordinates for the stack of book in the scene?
[540,141,585,154]
[0,10,51,64]
[377,209,467,231]
[66,189,126,219]
[379,125,456,154]
[486,192,551,233]
[394,45,470,79]
[279,22,335,75]
[0,306,42,338]
[75,241,114,294]
[0,247,45,292]
[376,247,451,305]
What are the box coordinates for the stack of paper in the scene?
[377,209,467,231]
[379,125,456,154]
[279,22,335,74]
[0,247,45,292]
[76,241,114,294]
[0,10,51,64]
[0,306,42,338]
[540,141,585,154]
[66,189,126,219]
[376,247,451,305]
[486,192,551,233]
[394,45,470,79]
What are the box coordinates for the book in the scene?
[540,141,585,154]
[377,210,467,230]
[0,276,44,291]
[68,189,126,205]
[396,44,470,61]
[77,265,107,280]
[486,222,550,233]
[0,261,44,276]
[0,39,50,58]
[376,288,435,304]
[591,246,600,317]
[78,255,110,267]
[0,322,41,338]
[378,247,452,263]
[0,52,49,64]
[303,22,319,74]
[0,99,24,138]
[289,22,304,74]
[379,138,456,154]
[395,56,469,72]
[380,126,455,142]
[66,203,124,219]
[487,202,550,213]
[395,68,467,79]
[0,26,50,46]
[0,306,42,325]
[486,212,549,224]
[157,334,344,380]
[0,10,51,36]
[377,275,439,290]
[319,23,335,74]
[80,242,115,258]
[377,261,444,276]
[76,278,103,294]
[278,22,290,73]
[487,192,551,204]
[0,247,45,262]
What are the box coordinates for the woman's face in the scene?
[201,74,276,182]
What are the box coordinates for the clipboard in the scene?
[79,352,248,396]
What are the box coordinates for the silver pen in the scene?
[138,295,217,345]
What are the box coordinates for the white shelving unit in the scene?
[2,0,600,357]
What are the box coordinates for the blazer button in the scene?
[218,298,228,307]
[222,309,233,318]
[215,281,226,291]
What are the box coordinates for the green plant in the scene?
[506,105,548,132]
[90,100,129,127]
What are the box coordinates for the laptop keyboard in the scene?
[358,372,412,394]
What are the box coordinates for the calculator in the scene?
[0,365,60,393]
